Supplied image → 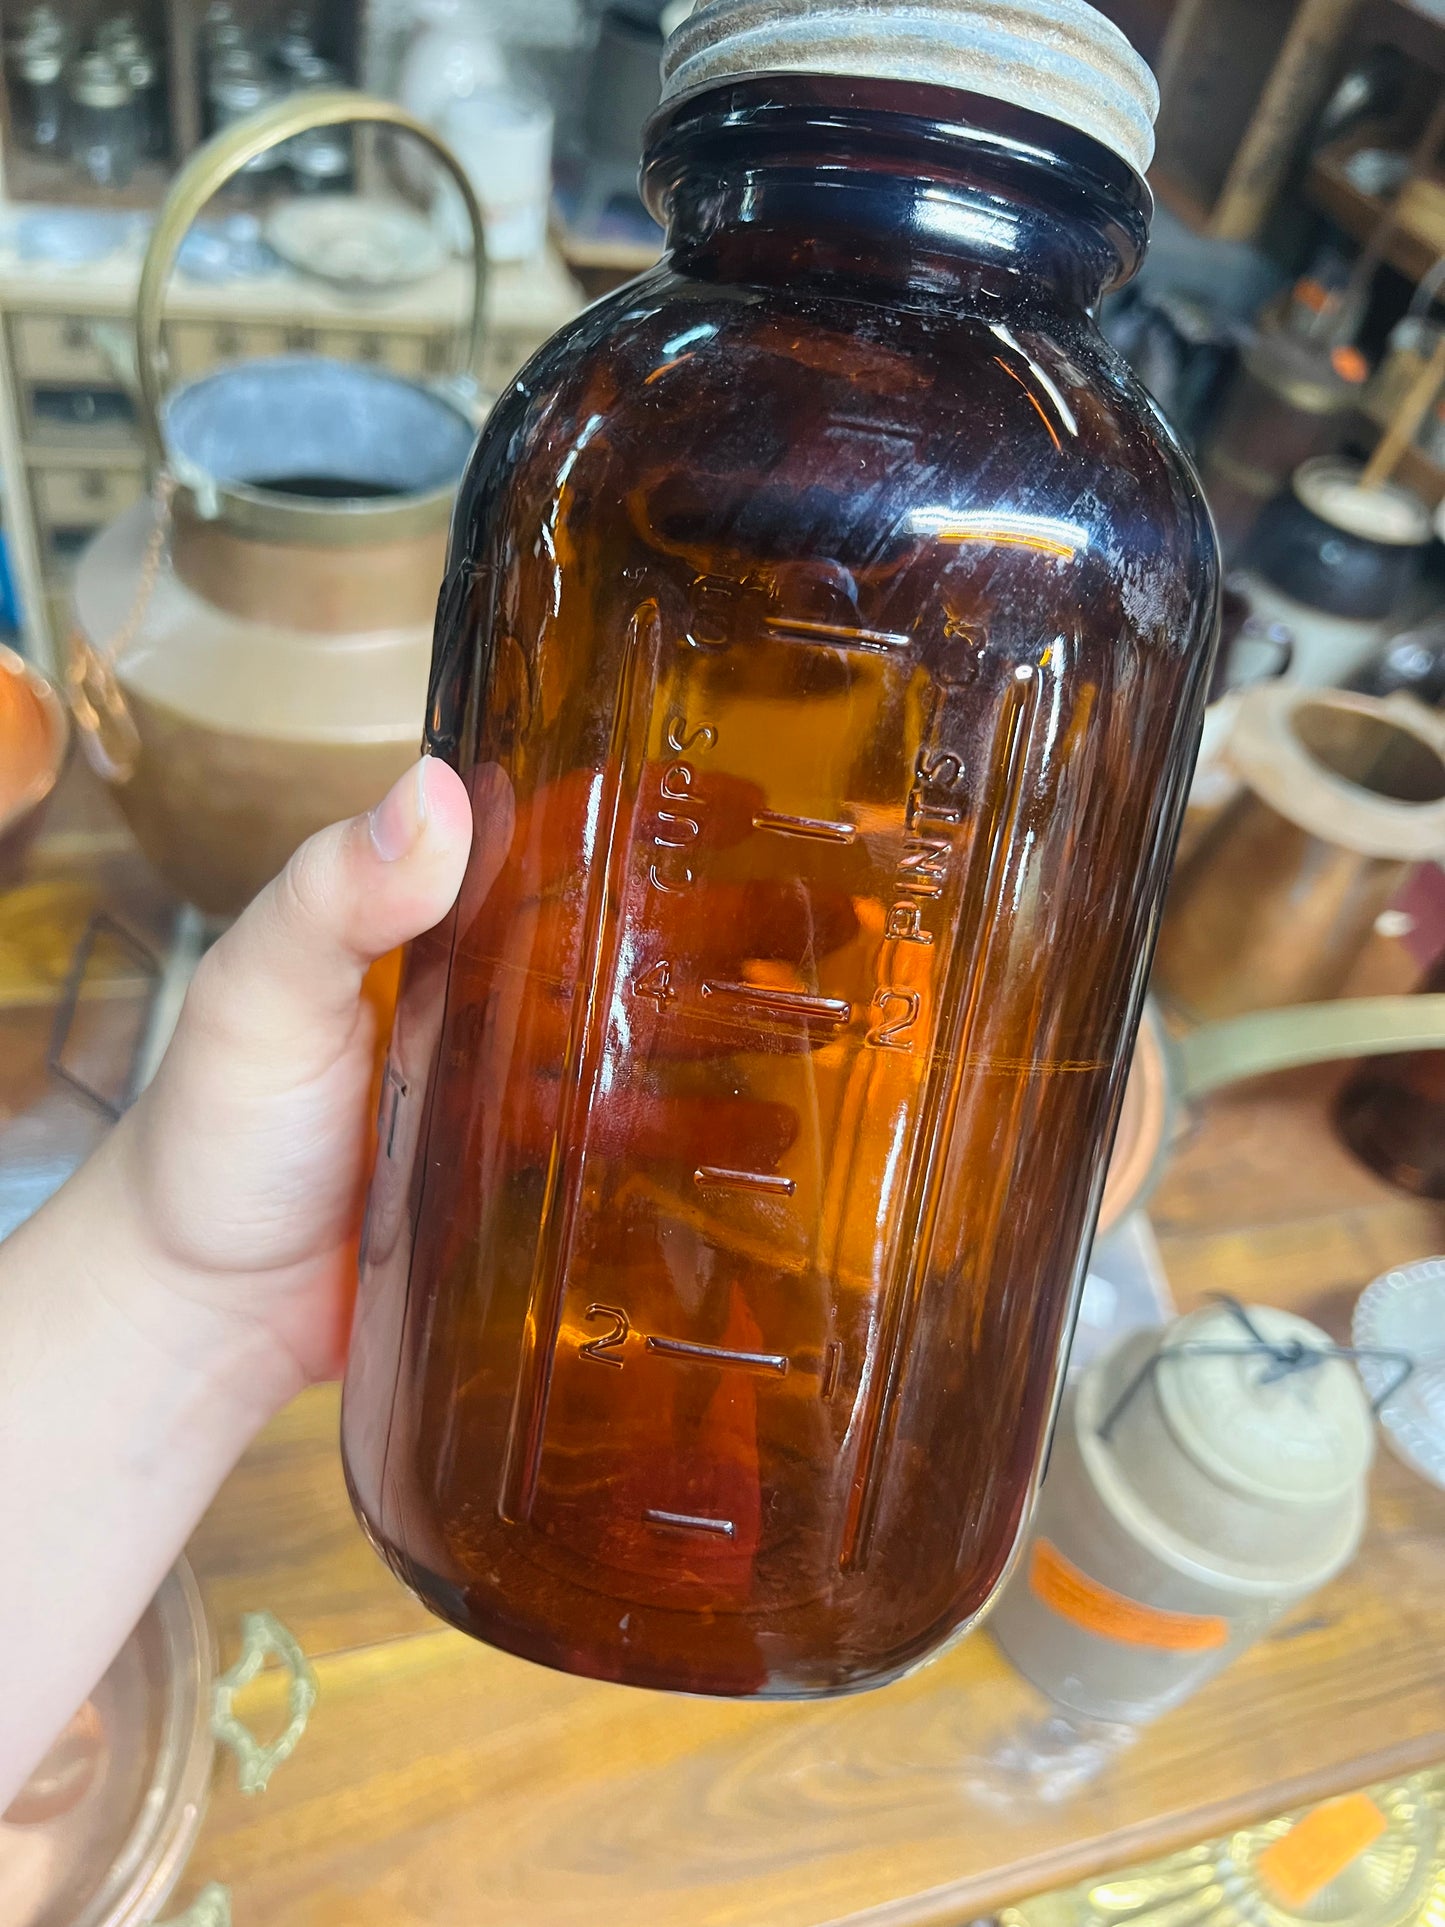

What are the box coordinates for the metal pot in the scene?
[1099,990,1445,1235]
[1155,684,1445,1020]
[66,92,487,918]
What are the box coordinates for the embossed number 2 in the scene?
[867,989,921,1052]
[580,1304,629,1366]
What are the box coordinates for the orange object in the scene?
[1330,344,1368,385]
[1257,1793,1388,1908]
[0,644,68,882]
[362,947,404,1117]
[1028,1539,1230,1653]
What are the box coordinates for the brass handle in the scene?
[210,1612,317,1796]
[136,89,488,470]
[1177,995,1445,1101]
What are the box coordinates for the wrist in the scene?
[0,1110,286,1811]
[69,1117,306,1438]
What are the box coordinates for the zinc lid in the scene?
[1157,1304,1375,1505]
[660,0,1159,176]
[68,50,133,109]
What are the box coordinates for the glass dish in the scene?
[1353,1257,1445,1488]
[1004,1768,1445,1927]
[0,1562,213,1927]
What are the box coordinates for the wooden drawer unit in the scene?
[31,460,145,582]
[315,328,454,377]
[22,382,139,450]
[33,462,145,527]
[165,320,290,381]
[9,311,116,384]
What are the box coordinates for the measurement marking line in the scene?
[699,979,852,1027]
[752,810,857,845]
[820,1340,842,1402]
[643,1508,736,1538]
[646,1335,790,1374]
[764,616,909,653]
[694,1165,797,1197]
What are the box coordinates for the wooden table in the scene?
[6,769,1445,1927]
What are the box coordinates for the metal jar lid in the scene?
[660,0,1160,175]
[67,51,134,109]
[1155,1305,1375,1505]
[209,47,266,109]
[16,3,66,51]
[273,9,319,76]
[288,126,351,183]
[18,37,63,83]
[206,18,246,59]
[1078,1304,1374,1590]
[118,43,158,92]
[209,52,284,165]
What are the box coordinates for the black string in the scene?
[1097,1294,1415,1440]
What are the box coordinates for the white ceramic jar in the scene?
[991,1304,1375,1726]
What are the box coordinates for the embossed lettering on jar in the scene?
[342,0,1221,1697]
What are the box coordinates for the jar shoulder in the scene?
[454,266,1216,591]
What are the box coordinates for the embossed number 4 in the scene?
[633,960,675,1009]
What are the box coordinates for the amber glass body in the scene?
[342,77,1220,1697]
[1337,954,1445,1200]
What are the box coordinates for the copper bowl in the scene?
[1099,1002,1171,1239]
[0,643,69,887]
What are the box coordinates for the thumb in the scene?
[184,756,475,1066]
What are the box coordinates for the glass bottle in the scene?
[66,52,137,190]
[104,28,165,161]
[207,49,281,182]
[270,8,318,82]
[282,55,352,193]
[1336,954,1445,1200]
[14,33,64,154]
[342,0,1221,1698]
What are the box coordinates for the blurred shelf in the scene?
[0,152,175,212]
[1307,142,1445,287]
[1362,383,1445,507]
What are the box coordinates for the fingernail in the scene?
[369,759,430,862]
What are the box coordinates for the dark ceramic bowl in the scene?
[1248,455,1433,621]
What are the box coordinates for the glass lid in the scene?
[0,1561,214,1927]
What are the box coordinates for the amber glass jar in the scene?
[343,0,1219,1697]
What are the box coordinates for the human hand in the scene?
[0,756,473,1807]
[110,754,472,1414]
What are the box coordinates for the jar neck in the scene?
[642,76,1151,315]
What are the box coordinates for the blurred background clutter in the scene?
[3,4,1445,1927]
